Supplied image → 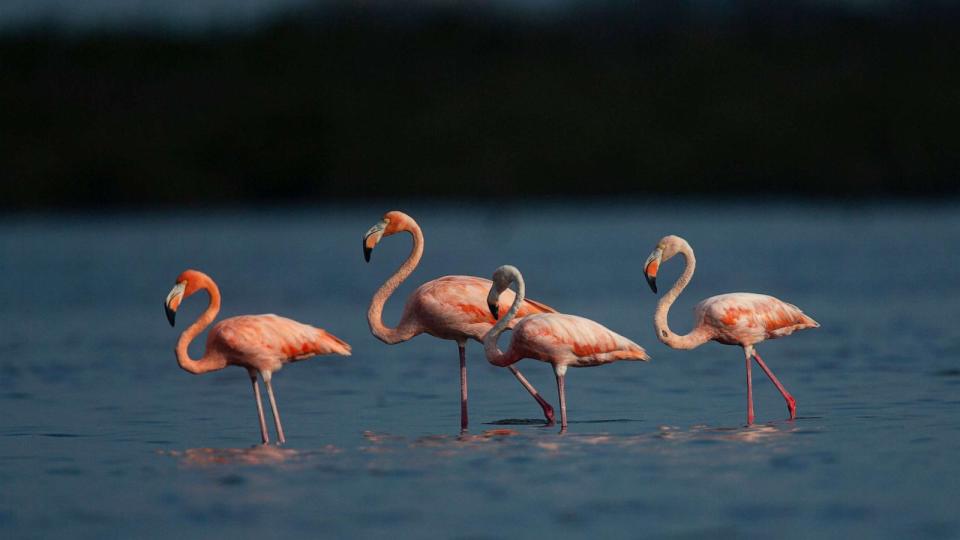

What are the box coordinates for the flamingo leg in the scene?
[752,350,797,420]
[249,370,269,444]
[745,352,755,425]
[555,373,568,430]
[459,343,469,430]
[261,371,286,444]
[508,366,556,425]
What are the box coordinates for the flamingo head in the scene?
[363,210,414,262]
[644,235,687,294]
[165,269,208,326]
[487,265,519,318]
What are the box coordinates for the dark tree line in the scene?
[1,2,958,209]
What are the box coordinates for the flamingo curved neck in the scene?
[654,243,712,350]
[483,269,525,367]
[367,222,423,344]
[176,281,228,374]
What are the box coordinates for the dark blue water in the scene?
[1,203,958,539]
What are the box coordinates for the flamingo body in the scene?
[695,293,819,347]
[400,275,555,342]
[499,313,650,372]
[208,314,352,373]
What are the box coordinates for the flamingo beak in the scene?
[486,287,501,319]
[164,282,186,326]
[644,249,662,294]
[362,220,387,262]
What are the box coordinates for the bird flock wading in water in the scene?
[164,211,819,443]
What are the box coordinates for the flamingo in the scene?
[164,269,351,444]
[483,265,651,430]
[363,211,557,428]
[642,235,819,425]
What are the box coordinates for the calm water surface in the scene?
[1,203,958,539]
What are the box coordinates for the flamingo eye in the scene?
[661,330,668,337]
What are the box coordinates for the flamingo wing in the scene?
[210,314,351,369]
[512,314,650,367]
[698,293,819,345]
[407,275,556,337]
[517,295,555,317]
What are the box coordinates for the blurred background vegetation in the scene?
[1,1,958,209]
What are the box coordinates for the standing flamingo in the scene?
[363,211,556,428]
[164,269,351,444]
[642,235,819,425]
[483,265,650,430]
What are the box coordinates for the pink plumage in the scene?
[210,314,352,371]
[696,293,820,346]
[500,313,650,369]
[400,275,556,342]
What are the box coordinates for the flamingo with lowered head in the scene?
[643,235,819,425]
[363,211,557,428]
[483,265,650,430]
[164,269,351,444]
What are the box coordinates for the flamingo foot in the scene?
[506,365,555,425]
[542,403,556,425]
[529,388,555,424]
[752,350,797,422]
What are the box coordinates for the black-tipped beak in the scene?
[488,302,499,319]
[645,274,657,294]
[362,220,387,262]
[164,281,186,327]
[644,249,662,294]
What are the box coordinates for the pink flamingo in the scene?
[164,269,351,444]
[643,235,820,425]
[363,211,557,428]
[483,265,651,430]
